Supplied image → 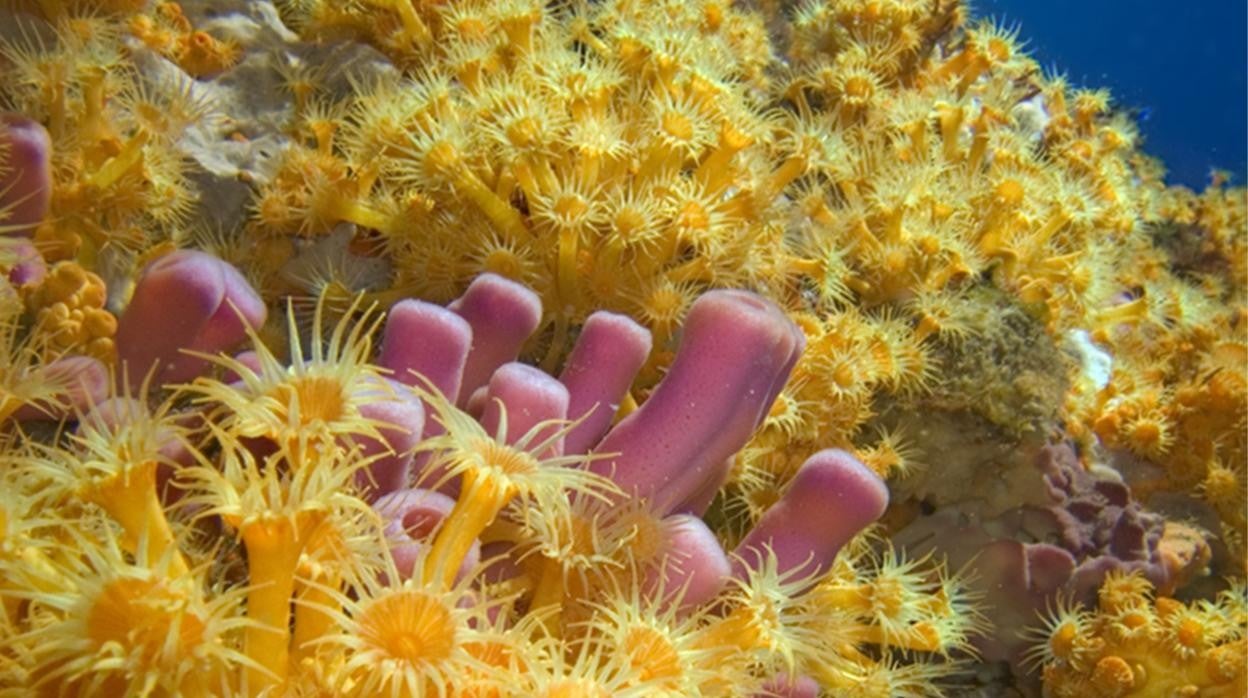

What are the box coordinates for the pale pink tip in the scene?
[0,114,52,238]
[448,274,541,407]
[643,514,731,612]
[758,675,820,698]
[733,449,888,580]
[353,378,426,500]
[378,299,472,402]
[115,250,266,389]
[480,362,569,452]
[558,311,651,455]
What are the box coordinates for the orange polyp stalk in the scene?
[938,106,964,162]
[531,156,559,195]
[43,63,70,141]
[422,471,513,590]
[881,206,907,245]
[511,161,541,201]
[755,155,809,209]
[529,556,566,634]
[495,166,518,201]
[556,225,582,311]
[385,0,432,48]
[666,255,712,285]
[1033,210,1071,247]
[913,314,941,343]
[291,570,342,661]
[904,121,928,158]
[815,584,872,613]
[849,218,884,253]
[78,69,112,145]
[967,124,990,172]
[1094,297,1149,328]
[695,122,752,195]
[311,122,336,157]
[861,621,944,653]
[327,194,393,234]
[429,143,531,243]
[785,255,822,278]
[356,162,380,195]
[694,606,763,654]
[575,150,603,186]
[839,179,865,210]
[637,143,680,186]
[541,314,573,374]
[88,129,150,191]
[571,19,611,59]
[83,461,189,578]
[502,15,536,57]
[241,515,317,691]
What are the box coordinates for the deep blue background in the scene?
[982,1,1247,190]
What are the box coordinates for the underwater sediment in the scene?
[0,0,1244,695]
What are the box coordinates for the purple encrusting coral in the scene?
[897,441,1174,668]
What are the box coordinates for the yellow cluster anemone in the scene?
[1025,572,1247,697]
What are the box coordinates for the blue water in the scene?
[984,1,1247,190]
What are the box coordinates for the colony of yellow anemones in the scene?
[0,0,1245,695]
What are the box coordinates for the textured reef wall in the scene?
[0,0,1244,696]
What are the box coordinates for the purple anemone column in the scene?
[115,250,266,390]
[590,290,804,515]
[447,274,542,407]
[733,449,888,580]
[0,114,52,238]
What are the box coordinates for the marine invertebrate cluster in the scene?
[0,248,982,695]
[0,0,1244,694]
[1026,571,1246,697]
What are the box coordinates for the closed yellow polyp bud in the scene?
[1090,656,1134,697]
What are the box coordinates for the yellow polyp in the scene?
[785,256,822,278]
[1032,211,1071,250]
[557,226,580,309]
[529,556,565,634]
[78,69,113,145]
[862,621,944,653]
[311,121,336,156]
[637,143,679,185]
[968,129,990,172]
[292,571,341,661]
[937,105,964,162]
[423,472,513,590]
[502,15,536,57]
[83,461,188,578]
[882,207,906,245]
[386,0,432,48]
[1094,296,1148,327]
[666,256,712,284]
[757,155,809,208]
[242,514,317,691]
[695,606,763,654]
[334,196,392,234]
[450,161,531,244]
[88,130,150,191]
[577,151,602,186]
[814,584,872,614]
[904,121,928,158]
